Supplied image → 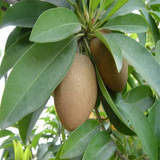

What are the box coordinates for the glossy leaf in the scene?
[1,0,55,28]
[149,11,160,22]
[148,99,160,146]
[0,36,77,129]
[30,8,81,43]
[109,0,146,19]
[0,32,34,79]
[104,13,148,33]
[18,100,47,144]
[83,131,116,160]
[95,31,122,72]
[117,103,158,160]
[105,33,160,96]
[60,119,100,159]
[96,67,135,135]
[155,40,160,64]
[141,10,160,44]
[0,129,14,138]
[123,85,154,112]
[5,27,21,51]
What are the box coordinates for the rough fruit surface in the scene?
[54,53,97,131]
[90,35,128,92]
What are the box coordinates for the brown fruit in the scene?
[54,53,97,131]
[90,30,128,92]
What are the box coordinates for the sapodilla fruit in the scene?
[54,53,97,131]
[90,30,128,92]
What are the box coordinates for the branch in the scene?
[116,149,129,160]
[4,0,17,4]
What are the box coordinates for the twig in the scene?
[94,105,129,160]
[95,107,106,131]
[116,149,129,160]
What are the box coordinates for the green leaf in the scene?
[90,0,101,11]
[103,0,128,20]
[148,99,160,146]
[104,13,148,33]
[43,0,70,8]
[1,0,55,28]
[149,0,160,7]
[137,32,146,46]
[149,11,160,22]
[5,27,22,51]
[103,0,114,9]
[123,85,154,112]
[95,31,122,73]
[18,100,47,144]
[30,8,81,43]
[96,67,135,135]
[0,0,3,8]
[0,129,14,138]
[0,36,77,129]
[105,33,160,96]
[55,144,68,160]
[117,103,158,160]
[60,119,100,159]
[0,32,34,79]
[109,0,146,19]
[141,10,160,44]
[82,131,116,160]
[155,40,160,64]
[32,132,43,149]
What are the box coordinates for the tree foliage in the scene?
[0,0,160,159]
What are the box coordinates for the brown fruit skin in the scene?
[90,31,128,92]
[54,53,97,131]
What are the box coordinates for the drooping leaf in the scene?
[82,131,117,160]
[104,33,160,96]
[60,119,100,159]
[0,32,34,79]
[123,85,154,112]
[1,0,55,28]
[155,40,160,64]
[0,36,77,129]
[104,13,148,33]
[141,10,160,44]
[95,31,122,73]
[30,8,81,43]
[148,99,160,146]
[18,99,47,144]
[117,103,158,160]
[109,0,146,19]
[96,67,135,135]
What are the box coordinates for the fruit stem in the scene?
[94,107,106,131]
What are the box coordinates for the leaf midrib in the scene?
[31,23,80,40]
[2,37,75,126]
